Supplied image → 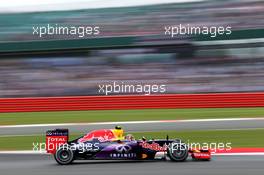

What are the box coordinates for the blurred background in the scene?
[0,0,264,97]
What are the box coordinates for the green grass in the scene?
[131,129,264,148]
[1,108,264,125]
[1,129,263,150]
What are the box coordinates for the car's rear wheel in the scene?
[54,144,74,165]
[167,140,188,162]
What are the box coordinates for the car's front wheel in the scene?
[167,140,188,162]
[54,144,74,165]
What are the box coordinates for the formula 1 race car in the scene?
[46,128,211,165]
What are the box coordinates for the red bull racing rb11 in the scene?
[46,128,211,165]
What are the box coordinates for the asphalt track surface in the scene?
[1,120,264,175]
[1,119,264,136]
[0,154,263,175]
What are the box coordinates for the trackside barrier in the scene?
[0,92,264,112]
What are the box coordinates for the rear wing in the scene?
[46,129,69,154]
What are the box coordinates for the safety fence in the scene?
[0,92,264,112]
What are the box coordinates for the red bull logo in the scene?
[140,142,167,152]
[78,129,116,142]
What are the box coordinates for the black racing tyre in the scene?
[54,144,74,165]
[167,140,188,162]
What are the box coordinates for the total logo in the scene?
[115,144,132,153]
[47,137,67,142]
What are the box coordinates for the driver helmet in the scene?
[113,125,124,140]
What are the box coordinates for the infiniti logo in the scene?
[115,144,132,153]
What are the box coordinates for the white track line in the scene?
[0,151,46,154]
[1,151,264,156]
[0,117,264,128]
[213,153,264,156]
